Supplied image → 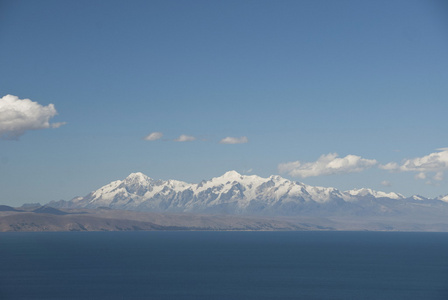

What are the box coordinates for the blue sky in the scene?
[1,0,448,206]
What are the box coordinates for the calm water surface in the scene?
[1,231,448,299]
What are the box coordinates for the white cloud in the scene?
[144,132,163,141]
[278,153,377,178]
[0,94,64,139]
[219,136,248,144]
[415,172,426,180]
[174,134,196,142]
[380,149,448,181]
[381,180,392,187]
[379,162,399,171]
[434,171,444,181]
[51,122,66,128]
[425,180,441,186]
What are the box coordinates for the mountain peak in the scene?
[222,170,242,178]
[125,172,151,183]
[438,194,448,203]
[269,174,287,182]
[347,188,404,200]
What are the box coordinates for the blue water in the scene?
[1,231,448,299]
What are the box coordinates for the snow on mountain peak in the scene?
[126,172,149,179]
[205,170,244,186]
[222,170,242,179]
[438,195,448,203]
[124,172,152,183]
[346,188,404,200]
[347,188,376,197]
[269,174,287,182]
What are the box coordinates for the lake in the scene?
[1,231,448,299]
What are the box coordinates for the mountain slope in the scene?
[49,171,448,217]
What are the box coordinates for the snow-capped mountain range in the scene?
[50,171,448,217]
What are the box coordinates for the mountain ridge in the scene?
[49,171,448,217]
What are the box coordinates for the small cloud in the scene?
[174,134,196,142]
[278,153,377,178]
[144,132,163,141]
[51,122,66,128]
[219,136,248,144]
[379,162,399,171]
[434,171,444,181]
[381,180,392,187]
[425,180,440,186]
[415,172,426,180]
[0,94,64,139]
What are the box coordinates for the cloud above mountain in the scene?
[219,136,248,144]
[174,134,196,142]
[381,180,392,187]
[380,148,448,182]
[278,153,378,178]
[143,132,163,141]
[0,94,65,139]
[380,148,448,172]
